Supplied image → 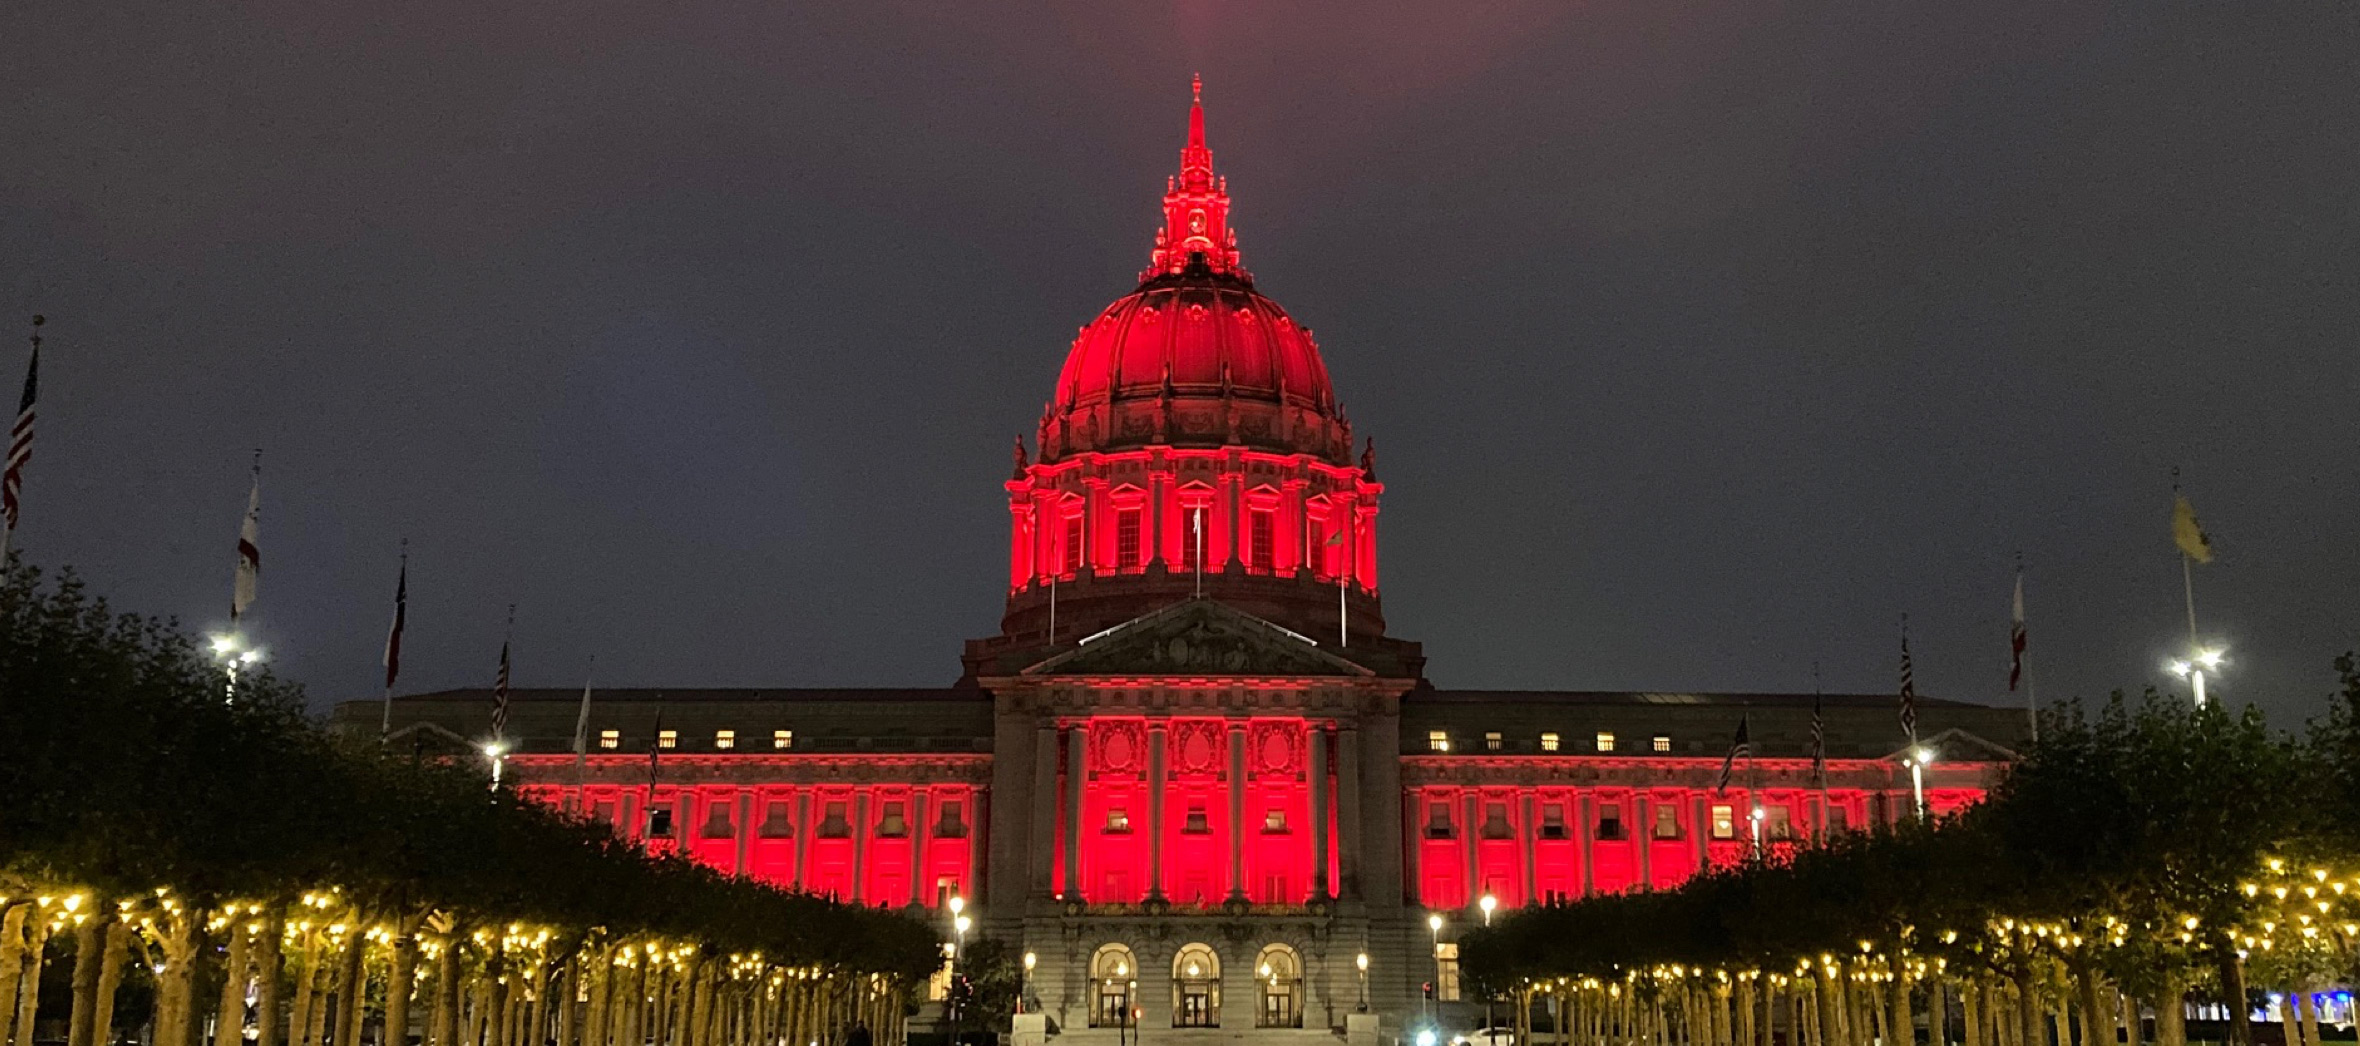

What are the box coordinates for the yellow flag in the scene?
[2172,493,2213,563]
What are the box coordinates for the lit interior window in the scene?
[598,729,620,750]
[658,730,677,749]
[714,729,735,750]
[1540,732,1560,753]
[1428,730,1450,752]
[1595,732,1616,753]
[1652,735,1672,753]
[773,729,793,749]
[1484,731,1503,751]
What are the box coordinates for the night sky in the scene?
[3,2,2354,728]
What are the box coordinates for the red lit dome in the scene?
[1037,77,1352,465]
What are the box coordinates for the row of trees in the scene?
[1463,660,2360,1046]
[0,562,943,1046]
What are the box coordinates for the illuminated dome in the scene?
[1037,77,1352,465]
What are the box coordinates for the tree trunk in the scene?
[1962,979,1982,1046]
[2214,950,2251,1046]
[0,904,29,1046]
[2012,974,2042,1046]
[256,913,286,1046]
[2276,992,2300,1046]
[337,931,367,1046]
[155,914,204,1046]
[218,923,254,1046]
[291,933,320,1046]
[1889,961,1913,1046]
[1930,979,1949,1046]
[429,938,459,1046]
[14,913,51,1046]
[386,931,418,1046]
[66,916,107,1046]
[2298,990,2321,1046]
[2075,969,2107,1046]
[92,922,134,1046]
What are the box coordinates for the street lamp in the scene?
[481,740,509,789]
[1428,913,1445,1022]
[208,633,264,703]
[946,899,969,1046]
[1355,952,1369,1013]
[1020,951,1036,1015]
[2169,648,2226,707]
[1905,745,1935,820]
[1479,893,1497,927]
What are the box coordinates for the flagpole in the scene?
[1812,663,1828,845]
[571,655,596,812]
[2181,551,2206,707]
[2019,560,2038,743]
[1193,507,1205,598]
[1746,710,1762,859]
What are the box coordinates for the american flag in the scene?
[231,470,260,622]
[1715,715,1750,796]
[1809,693,1826,787]
[2,318,38,535]
[490,637,511,743]
[1899,632,1920,742]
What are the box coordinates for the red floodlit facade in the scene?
[358,80,2026,1040]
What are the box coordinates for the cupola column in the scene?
[1226,720,1248,901]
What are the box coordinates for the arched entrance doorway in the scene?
[1089,944,1135,1029]
[1171,943,1222,1028]
[1254,944,1302,1028]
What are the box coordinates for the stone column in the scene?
[1463,792,1480,902]
[1361,711,1405,909]
[1148,722,1169,898]
[1637,796,1653,889]
[1519,792,1537,904]
[794,791,814,891]
[1336,724,1363,899]
[988,707,1038,913]
[969,789,989,903]
[851,791,871,903]
[1031,725,1060,897]
[1694,794,1710,866]
[1403,787,1422,906]
[736,792,754,877]
[1577,793,1595,896]
[1309,724,1331,899]
[1228,720,1248,900]
[1065,726,1088,901]
[910,788,932,905]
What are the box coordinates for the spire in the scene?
[1144,76,1246,283]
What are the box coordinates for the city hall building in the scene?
[345,83,2025,1044]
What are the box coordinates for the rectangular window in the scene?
[1481,802,1513,839]
[1653,804,1681,840]
[1484,731,1503,752]
[1426,801,1455,839]
[658,730,678,750]
[599,729,620,750]
[1828,805,1850,834]
[878,801,908,837]
[1428,730,1450,752]
[1597,803,1624,841]
[1263,808,1289,834]
[1539,803,1567,840]
[757,800,793,838]
[1652,735,1673,753]
[1063,513,1085,575]
[1435,943,1462,1002]
[1116,509,1143,569]
[700,801,734,839]
[773,729,793,750]
[935,800,968,837]
[1105,807,1131,833]
[1766,805,1794,841]
[1183,806,1211,834]
[1247,508,1275,573]
[1180,506,1207,570]
[713,729,735,749]
[1540,732,1560,752]
[817,801,852,838]
[1711,804,1737,840]
[1594,732,1616,753]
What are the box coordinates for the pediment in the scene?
[1024,599,1373,678]
[1885,727,2020,763]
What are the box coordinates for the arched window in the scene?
[1171,944,1222,1028]
[1089,944,1136,1029]
[1255,944,1302,1028]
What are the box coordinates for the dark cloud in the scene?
[2,0,2353,725]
